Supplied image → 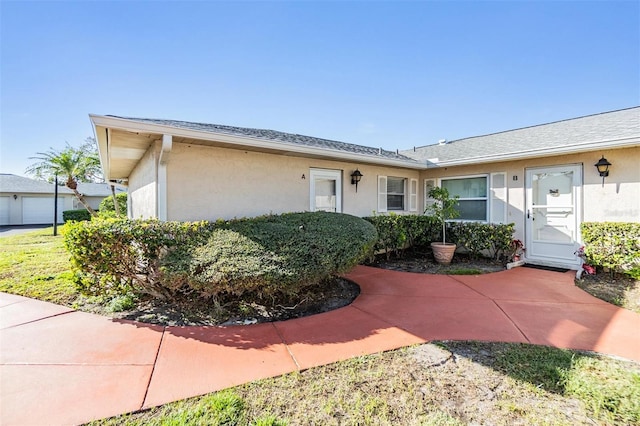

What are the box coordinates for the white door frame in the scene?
[525,164,582,269]
[309,168,342,213]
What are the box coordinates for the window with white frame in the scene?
[387,177,405,210]
[425,173,507,223]
[441,175,488,221]
[377,176,418,213]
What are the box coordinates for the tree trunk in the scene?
[110,185,121,216]
[69,186,97,217]
[65,176,97,217]
[442,221,446,244]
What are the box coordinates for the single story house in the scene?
[90,106,640,270]
[0,174,74,225]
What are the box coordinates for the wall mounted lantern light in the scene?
[594,156,611,187]
[350,169,363,192]
[13,194,17,200]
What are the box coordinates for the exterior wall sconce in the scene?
[594,156,611,187]
[13,194,17,200]
[350,169,363,192]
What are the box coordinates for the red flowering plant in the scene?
[509,239,525,261]
[575,246,596,275]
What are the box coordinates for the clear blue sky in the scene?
[1,0,638,177]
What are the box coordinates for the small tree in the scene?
[26,139,102,216]
[99,192,127,217]
[425,186,460,244]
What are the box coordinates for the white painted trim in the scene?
[409,178,418,212]
[309,168,342,213]
[490,172,508,224]
[90,117,112,180]
[157,135,172,221]
[90,114,425,170]
[377,176,387,213]
[92,114,639,174]
[524,164,583,270]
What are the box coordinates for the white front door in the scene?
[310,169,342,213]
[525,164,582,269]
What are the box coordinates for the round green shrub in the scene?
[162,212,378,299]
[64,212,377,302]
[98,192,127,217]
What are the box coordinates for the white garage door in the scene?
[22,197,64,224]
[0,196,10,225]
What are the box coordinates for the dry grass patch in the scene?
[576,272,640,314]
[92,342,639,426]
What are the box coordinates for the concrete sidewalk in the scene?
[2,266,639,425]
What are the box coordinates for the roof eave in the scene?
[90,115,111,181]
[426,136,640,168]
[89,115,424,174]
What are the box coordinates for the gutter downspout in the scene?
[158,134,172,221]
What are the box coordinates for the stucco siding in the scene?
[128,143,158,219]
[581,147,639,222]
[419,146,640,241]
[166,143,420,221]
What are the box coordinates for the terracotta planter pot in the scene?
[431,242,457,265]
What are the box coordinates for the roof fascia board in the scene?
[428,136,640,168]
[90,116,111,181]
[89,114,424,170]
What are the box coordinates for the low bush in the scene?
[64,212,377,302]
[581,222,640,279]
[365,214,514,261]
[64,219,215,299]
[98,192,127,217]
[63,209,92,222]
[451,222,515,260]
[364,214,439,259]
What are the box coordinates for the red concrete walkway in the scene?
[2,266,639,425]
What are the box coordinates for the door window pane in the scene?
[314,178,336,212]
[532,171,573,206]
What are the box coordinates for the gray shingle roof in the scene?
[76,182,125,197]
[0,174,74,194]
[109,116,419,163]
[402,107,640,165]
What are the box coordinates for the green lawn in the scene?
[2,229,639,425]
[0,227,77,305]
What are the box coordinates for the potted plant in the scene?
[425,186,460,264]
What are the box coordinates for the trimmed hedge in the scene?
[63,209,92,222]
[64,218,214,298]
[63,212,377,301]
[364,214,440,259]
[581,222,640,278]
[365,214,514,261]
[163,212,376,299]
[450,222,515,260]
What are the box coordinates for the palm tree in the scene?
[26,140,102,216]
